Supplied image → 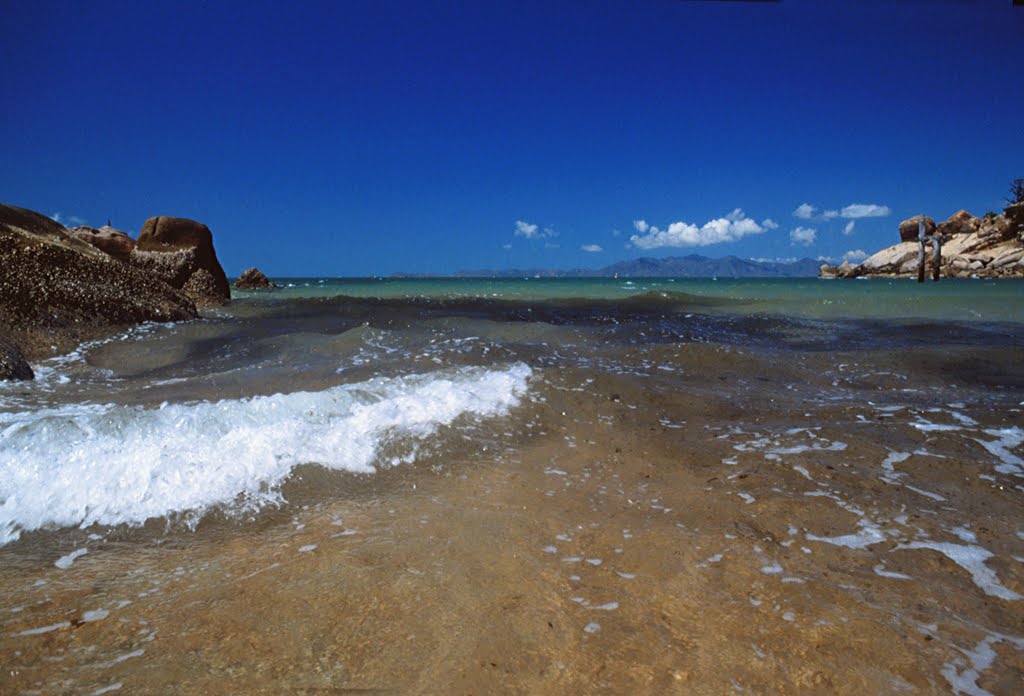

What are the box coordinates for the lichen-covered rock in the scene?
[0,337,33,381]
[0,203,197,377]
[131,216,231,307]
[68,225,136,263]
[234,267,276,289]
[898,216,936,243]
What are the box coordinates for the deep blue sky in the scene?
[3,0,1022,275]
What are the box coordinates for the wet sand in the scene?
[2,337,1022,694]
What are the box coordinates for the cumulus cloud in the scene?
[629,209,767,250]
[793,204,817,220]
[750,256,797,264]
[581,244,603,253]
[790,226,817,246]
[843,220,856,235]
[514,220,558,240]
[841,203,891,219]
[761,218,779,230]
[514,220,540,238]
[51,212,86,226]
[502,243,512,250]
[795,202,891,222]
[817,250,869,264]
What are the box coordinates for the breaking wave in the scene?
[0,363,532,545]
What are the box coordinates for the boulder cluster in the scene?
[0,203,233,380]
[821,204,1024,279]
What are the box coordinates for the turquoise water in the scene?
[236,277,1024,323]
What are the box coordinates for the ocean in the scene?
[1,277,1022,694]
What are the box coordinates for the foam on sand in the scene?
[0,364,531,545]
[897,541,1020,601]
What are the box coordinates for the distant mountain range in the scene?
[394,254,821,279]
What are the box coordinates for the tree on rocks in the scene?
[1007,178,1024,206]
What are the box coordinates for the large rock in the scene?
[0,203,197,376]
[898,215,936,242]
[860,241,918,274]
[936,210,978,238]
[68,225,136,263]
[131,216,231,307]
[234,267,276,289]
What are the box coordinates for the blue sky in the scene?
[2,0,1022,276]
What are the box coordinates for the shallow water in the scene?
[1,279,1022,693]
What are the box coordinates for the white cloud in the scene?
[817,250,869,264]
[790,226,817,246]
[793,203,817,220]
[761,218,779,230]
[629,209,767,249]
[514,220,540,238]
[611,229,621,237]
[841,203,890,219]
[514,220,557,239]
[843,220,856,235]
[544,242,560,249]
[502,243,512,250]
[51,212,86,226]
[795,201,890,223]
[750,256,797,264]
[581,244,603,253]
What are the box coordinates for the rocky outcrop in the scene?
[234,267,276,289]
[68,225,136,262]
[130,216,231,307]
[936,210,979,238]
[898,215,936,242]
[821,209,1024,279]
[0,203,198,377]
[1003,202,1024,241]
[0,338,33,381]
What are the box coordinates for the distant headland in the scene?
[394,255,823,280]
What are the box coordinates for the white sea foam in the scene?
[942,632,1024,696]
[806,519,886,550]
[0,364,531,545]
[873,564,911,580]
[974,428,1024,476]
[82,608,110,622]
[55,548,88,569]
[16,621,71,636]
[897,541,1020,601]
